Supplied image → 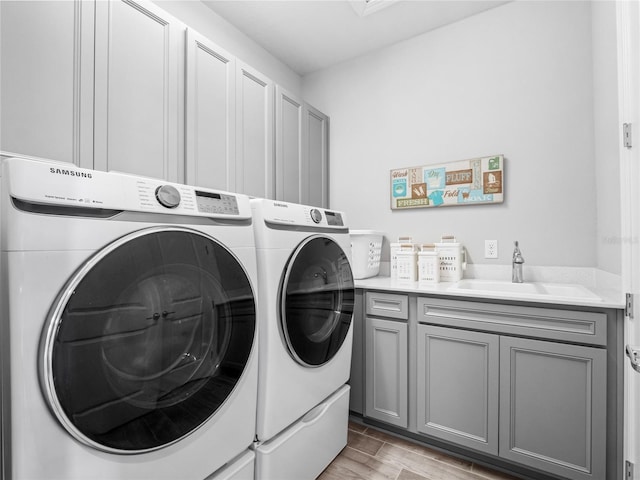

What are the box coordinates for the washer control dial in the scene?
[310,208,323,224]
[155,185,181,209]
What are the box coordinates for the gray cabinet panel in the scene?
[499,337,607,480]
[349,290,364,415]
[366,292,408,320]
[417,325,499,455]
[365,317,408,428]
[417,297,607,346]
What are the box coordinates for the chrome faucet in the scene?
[512,241,525,283]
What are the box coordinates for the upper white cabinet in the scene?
[1,0,328,196]
[93,0,182,182]
[275,87,330,207]
[185,29,236,192]
[235,62,274,199]
[302,104,329,208]
[275,86,303,203]
[0,0,94,165]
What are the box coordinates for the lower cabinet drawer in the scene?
[417,297,607,346]
[366,291,408,320]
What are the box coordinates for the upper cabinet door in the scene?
[235,62,274,199]
[185,29,236,192]
[275,86,303,204]
[0,0,94,166]
[94,0,182,181]
[302,104,329,208]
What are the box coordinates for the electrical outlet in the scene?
[485,240,498,259]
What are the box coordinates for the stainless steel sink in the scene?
[448,279,602,301]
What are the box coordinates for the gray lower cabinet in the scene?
[349,290,364,415]
[416,324,499,455]
[499,336,607,480]
[364,291,409,428]
[365,316,408,428]
[415,297,609,480]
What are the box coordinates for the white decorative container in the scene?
[396,250,417,283]
[418,244,440,284]
[350,230,384,279]
[434,235,466,282]
[390,237,415,280]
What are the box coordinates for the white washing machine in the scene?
[251,199,354,480]
[0,157,259,480]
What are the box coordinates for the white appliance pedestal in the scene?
[254,385,349,480]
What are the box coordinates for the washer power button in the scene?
[310,208,323,223]
[155,185,181,208]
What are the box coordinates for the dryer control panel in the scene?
[4,158,249,220]
[254,199,348,231]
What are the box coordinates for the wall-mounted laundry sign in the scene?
[390,155,504,210]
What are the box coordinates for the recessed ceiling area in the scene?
[201,0,511,76]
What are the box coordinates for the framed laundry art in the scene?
[390,154,504,210]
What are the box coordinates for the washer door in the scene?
[40,227,256,453]
[280,236,354,367]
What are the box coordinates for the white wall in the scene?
[154,0,302,95]
[303,1,600,268]
[592,0,622,275]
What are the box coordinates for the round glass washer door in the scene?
[40,227,256,454]
[280,236,355,367]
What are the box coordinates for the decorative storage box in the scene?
[434,235,466,282]
[390,237,415,280]
[418,244,440,284]
[350,230,384,279]
[396,249,417,282]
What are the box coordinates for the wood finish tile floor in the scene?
[318,422,521,480]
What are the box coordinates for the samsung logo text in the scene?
[50,168,92,179]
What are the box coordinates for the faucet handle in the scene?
[513,240,525,263]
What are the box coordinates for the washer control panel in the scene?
[195,190,239,215]
[6,158,251,220]
[324,210,344,227]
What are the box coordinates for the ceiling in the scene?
[201,0,510,76]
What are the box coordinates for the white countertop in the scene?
[355,275,625,309]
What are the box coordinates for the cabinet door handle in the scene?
[373,299,402,311]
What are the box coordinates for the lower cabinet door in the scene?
[416,324,499,455]
[365,317,408,428]
[499,337,607,480]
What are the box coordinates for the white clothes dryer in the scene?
[251,199,354,479]
[0,157,258,480]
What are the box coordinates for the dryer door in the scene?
[280,236,354,367]
[40,227,256,453]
